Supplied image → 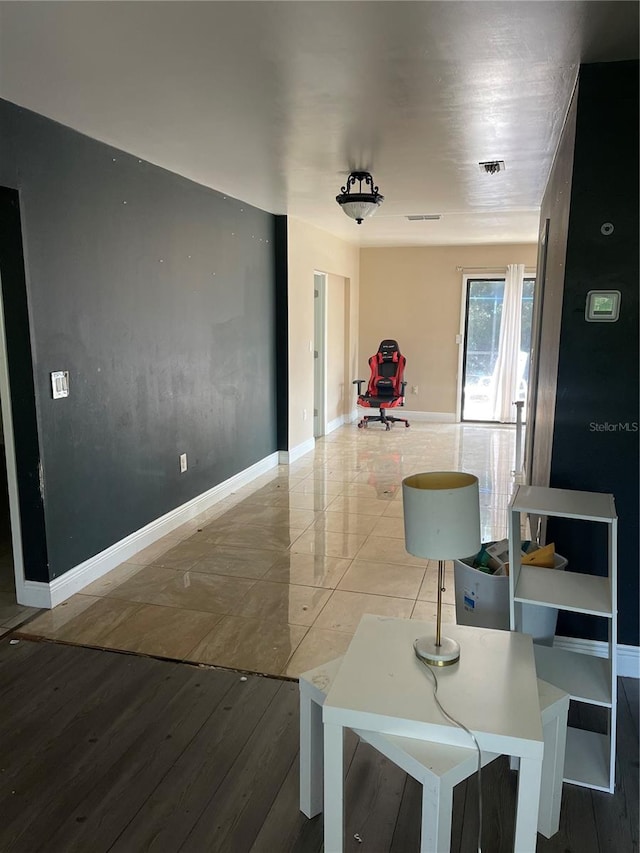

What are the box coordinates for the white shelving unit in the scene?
[508,484,617,793]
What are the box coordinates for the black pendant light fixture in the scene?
[336,171,384,224]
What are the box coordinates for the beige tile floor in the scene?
[17,422,520,677]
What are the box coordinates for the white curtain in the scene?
[490,263,525,423]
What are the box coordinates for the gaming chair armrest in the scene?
[401,380,407,395]
[352,379,366,395]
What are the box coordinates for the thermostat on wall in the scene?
[585,290,621,322]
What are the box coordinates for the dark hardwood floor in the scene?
[0,637,637,853]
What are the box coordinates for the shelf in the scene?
[510,485,616,522]
[564,727,612,792]
[534,645,612,706]
[514,566,612,616]
[508,484,617,794]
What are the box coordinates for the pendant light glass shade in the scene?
[336,171,384,224]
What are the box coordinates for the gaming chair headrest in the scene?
[377,340,401,363]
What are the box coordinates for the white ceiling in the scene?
[0,1,637,247]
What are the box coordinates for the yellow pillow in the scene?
[522,542,556,568]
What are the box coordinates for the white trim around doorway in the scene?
[0,269,27,611]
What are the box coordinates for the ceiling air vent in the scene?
[479,160,505,174]
[405,214,441,221]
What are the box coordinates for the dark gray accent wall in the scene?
[0,99,278,581]
[541,62,639,647]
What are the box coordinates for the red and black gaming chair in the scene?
[353,340,410,430]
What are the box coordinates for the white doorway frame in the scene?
[456,270,536,424]
[0,269,27,606]
[455,274,471,422]
[456,273,500,422]
[524,219,549,481]
[313,271,327,438]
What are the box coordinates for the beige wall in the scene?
[359,244,538,416]
[326,273,347,425]
[287,218,359,450]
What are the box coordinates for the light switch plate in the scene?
[51,371,69,399]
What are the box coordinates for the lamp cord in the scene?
[415,655,483,853]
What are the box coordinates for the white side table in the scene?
[323,615,544,853]
[300,656,495,853]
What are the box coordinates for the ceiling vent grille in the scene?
[405,214,441,221]
[479,160,505,174]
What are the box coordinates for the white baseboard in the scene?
[553,635,640,679]
[326,415,345,435]
[279,436,315,465]
[17,579,54,609]
[400,410,457,423]
[18,452,280,609]
[351,408,455,425]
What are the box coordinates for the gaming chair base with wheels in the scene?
[353,339,410,430]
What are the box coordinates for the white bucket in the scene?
[454,549,568,641]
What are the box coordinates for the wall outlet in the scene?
[303,408,307,421]
[179,453,188,473]
[412,385,418,395]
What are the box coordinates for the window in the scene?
[462,276,535,422]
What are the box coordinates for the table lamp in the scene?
[402,471,481,666]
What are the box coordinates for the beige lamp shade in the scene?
[402,472,481,561]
